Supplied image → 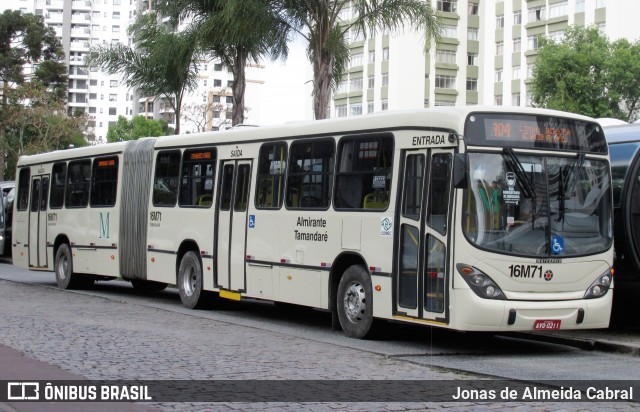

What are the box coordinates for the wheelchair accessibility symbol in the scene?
[249,215,255,228]
[551,236,564,255]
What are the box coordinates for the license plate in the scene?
[534,319,561,330]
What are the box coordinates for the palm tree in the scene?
[86,13,201,135]
[155,0,290,126]
[285,0,440,120]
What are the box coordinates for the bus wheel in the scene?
[54,243,91,289]
[178,251,206,309]
[337,265,374,339]
[131,279,168,292]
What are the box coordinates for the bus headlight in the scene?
[456,264,506,300]
[584,270,613,299]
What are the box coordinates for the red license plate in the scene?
[534,319,561,330]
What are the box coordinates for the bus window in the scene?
[90,157,118,207]
[50,162,66,209]
[334,135,393,210]
[219,164,234,211]
[234,164,251,212]
[428,153,452,235]
[286,139,335,209]
[179,148,216,207]
[256,142,287,209]
[30,179,41,213]
[65,160,91,208]
[153,151,180,207]
[402,155,425,220]
[17,168,30,211]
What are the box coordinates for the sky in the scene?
[254,35,312,125]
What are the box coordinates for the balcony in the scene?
[71,0,92,10]
[71,27,91,37]
[70,41,91,52]
[45,0,64,11]
[45,13,63,23]
[71,13,91,24]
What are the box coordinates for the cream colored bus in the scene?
[12,107,614,338]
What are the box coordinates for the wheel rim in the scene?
[57,252,68,281]
[343,281,366,324]
[182,264,197,297]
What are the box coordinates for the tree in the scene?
[86,13,201,135]
[155,0,290,126]
[531,26,640,121]
[0,10,68,179]
[1,82,87,179]
[284,0,440,120]
[106,115,169,143]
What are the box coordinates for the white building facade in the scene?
[332,0,640,117]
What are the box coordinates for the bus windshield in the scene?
[462,151,612,257]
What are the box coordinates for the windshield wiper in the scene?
[558,153,585,220]
[502,148,538,228]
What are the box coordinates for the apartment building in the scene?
[333,0,640,117]
[10,0,266,141]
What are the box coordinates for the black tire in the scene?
[131,279,168,292]
[54,243,93,289]
[178,251,207,309]
[336,265,374,339]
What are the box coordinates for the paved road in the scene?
[0,262,638,411]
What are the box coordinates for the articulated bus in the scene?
[605,123,640,280]
[12,107,613,338]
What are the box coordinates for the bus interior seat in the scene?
[198,194,212,206]
[363,192,388,209]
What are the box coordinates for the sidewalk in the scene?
[0,345,159,412]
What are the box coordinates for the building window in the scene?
[513,38,521,53]
[549,30,564,42]
[495,69,502,82]
[496,15,504,29]
[495,95,503,106]
[382,47,389,61]
[468,3,478,16]
[549,1,567,19]
[435,75,455,89]
[112,12,120,19]
[527,64,535,78]
[381,99,388,111]
[513,66,520,79]
[468,28,478,40]
[513,10,522,25]
[467,53,478,66]
[382,73,389,86]
[528,35,540,51]
[441,25,457,38]
[435,100,455,107]
[335,104,347,118]
[110,80,117,88]
[108,107,116,115]
[576,0,585,12]
[368,75,374,89]
[512,93,521,106]
[350,53,363,67]
[367,101,374,113]
[89,93,97,100]
[336,80,347,94]
[350,77,363,92]
[368,50,375,63]
[226,96,233,104]
[528,6,545,22]
[596,0,606,8]
[350,103,362,116]
[109,94,117,101]
[466,78,477,91]
[112,25,120,33]
[214,63,222,71]
[437,0,457,13]
[214,79,221,87]
[436,50,456,64]
[496,41,503,55]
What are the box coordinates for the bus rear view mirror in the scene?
[453,153,468,189]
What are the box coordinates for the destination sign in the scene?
[97,159,116,167]
[464,113,607,154]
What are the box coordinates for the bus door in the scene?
[396,149,453,321]
[216,159,253,292]
[28,175,49,268]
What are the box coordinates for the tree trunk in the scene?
[312,52,332,120]
[231,48,247,127]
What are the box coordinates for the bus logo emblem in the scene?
[380,217,392,237]
[544,270,553,281]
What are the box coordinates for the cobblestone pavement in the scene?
[0,279,637,411]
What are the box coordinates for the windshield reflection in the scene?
[463,152,612,257]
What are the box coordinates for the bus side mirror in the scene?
[453,153,468,189]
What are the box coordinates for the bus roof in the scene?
[16,106,599,167]
[604,123,640,144]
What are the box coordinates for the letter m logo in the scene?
[99,212,110,239]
